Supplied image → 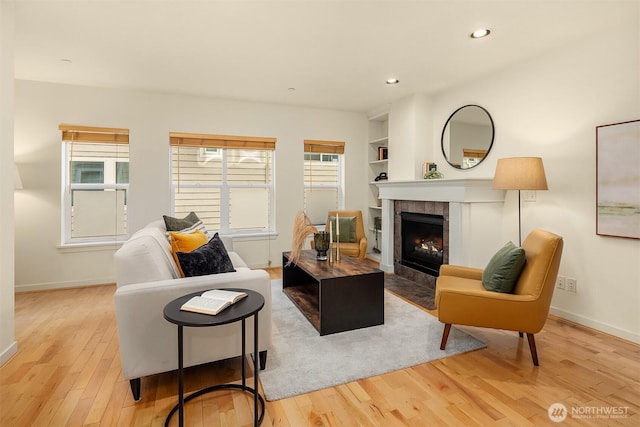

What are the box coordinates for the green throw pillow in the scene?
[163,212,201,231]
[482,241,526,293]
[329,216,357,243]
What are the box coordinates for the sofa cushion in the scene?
[163,212,201,231]
[169,229,209,277]
[482,241,526,293]
[329,216,357,243]
[176,233,236,277]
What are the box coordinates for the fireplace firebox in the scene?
[400,212,445,276]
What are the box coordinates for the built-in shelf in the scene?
[367,110,389,253]
[369,136,389,145]
[366,252,382,263]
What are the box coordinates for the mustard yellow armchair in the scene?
[435,229,563,366]
[311,210,368,260]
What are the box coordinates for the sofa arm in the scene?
[114,268,271,380]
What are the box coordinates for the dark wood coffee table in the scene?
[282,250,384,335]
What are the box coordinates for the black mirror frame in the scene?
[441,104,495,170]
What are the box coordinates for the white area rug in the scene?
[259,280,485,401]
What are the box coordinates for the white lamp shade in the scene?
[493,157,548,190]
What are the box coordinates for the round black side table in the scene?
[163,288,265,427]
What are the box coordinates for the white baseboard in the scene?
[0,341,18,366]
[379,262,394,273]
[549,306,640,344]
[15,278,115,293]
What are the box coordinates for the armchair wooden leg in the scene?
[440,324,452,350]
[526,333,539,366]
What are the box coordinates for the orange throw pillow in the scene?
[168,230,209,277]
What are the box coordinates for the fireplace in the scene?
[400,212,445,276]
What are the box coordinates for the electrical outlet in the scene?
[567,278,577,293]
[556,275,566,290]
[523,190,537,202]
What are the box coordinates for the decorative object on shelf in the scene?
[378,147,388,160]
[596,119,640,240]
[441,104,495,169]
[493,157,548,246]
[313,231,330,260]
[424,163,444,179]
[422,162,436,177]
[288,211,318,265]
[374,172,388,181]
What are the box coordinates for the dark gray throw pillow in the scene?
[482,241,526,293]
[163,212,200,231]
[176,233,236,277]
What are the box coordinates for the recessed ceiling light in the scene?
[470,29,491,39]
[386,78,400,85]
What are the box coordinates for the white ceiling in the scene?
[13,1,638,112]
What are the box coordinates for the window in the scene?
[170,132,276,236]
[303,139,344,224]
[60,124,130,245]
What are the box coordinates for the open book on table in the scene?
[180,289,248,316]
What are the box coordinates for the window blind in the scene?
[303,139,345,154]
[59,124,129,144]
[59,124,130,243]
[169,132,276,150]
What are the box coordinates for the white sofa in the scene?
[113,220,272,401]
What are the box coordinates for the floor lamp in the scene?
[493,157,548,246]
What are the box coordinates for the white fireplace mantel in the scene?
[376,178,504,203]
[375,178,505,272]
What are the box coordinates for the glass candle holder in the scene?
[313,231,330,261]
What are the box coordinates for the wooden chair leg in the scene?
[526,333,539,366]
[518,332,524,338]
[440,324,452,350]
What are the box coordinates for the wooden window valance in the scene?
[304,139,345,154]
[169,132,276,150]
[463,148,487,159]
[59,124,129,144]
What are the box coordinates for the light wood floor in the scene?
[2,267,639,426]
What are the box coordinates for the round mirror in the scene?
[441,105,494,169]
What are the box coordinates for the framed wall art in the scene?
[596,119,640,239]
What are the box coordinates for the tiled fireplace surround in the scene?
[394,200,449,289]
[376,178,505,289]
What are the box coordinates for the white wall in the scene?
[14,82,368,291]
[428,17,640,342]
[389,93,433,181]
[0,0,18,365]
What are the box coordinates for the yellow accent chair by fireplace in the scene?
[435,229,563,366]
[311,210,368,260]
